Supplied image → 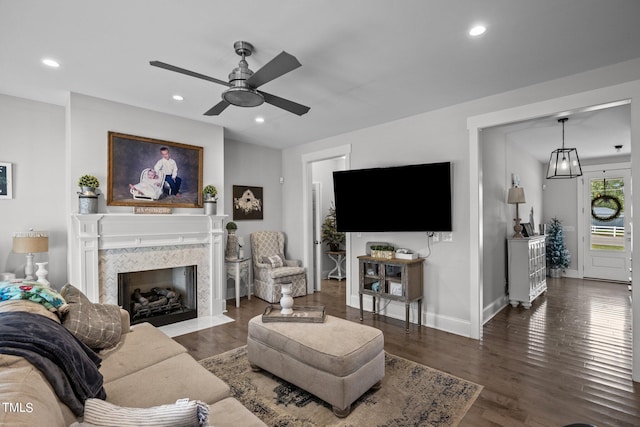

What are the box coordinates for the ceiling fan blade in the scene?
[259,91,310,116]
[246,51,301,88]
[204,100,230,116]
[150,61,231,87]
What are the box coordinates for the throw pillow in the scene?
[81,398,209,427]
[262,254,284,268]
[60,284,122,350]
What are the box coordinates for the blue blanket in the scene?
[0,311,106,416]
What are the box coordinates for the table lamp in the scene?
[13,230,49,282]
[507,187,526,238]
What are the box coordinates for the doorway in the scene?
[581,167,631,282]
[468,86,639,380]
[301,145,351,298]
[311,157,346,291]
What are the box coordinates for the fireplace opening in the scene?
[118,265,197,327]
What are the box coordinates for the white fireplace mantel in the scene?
[69,213,227,316]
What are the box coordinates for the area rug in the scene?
[199,346,482,427]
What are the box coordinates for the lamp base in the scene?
[24,253,35,280]
[513,218,524,239]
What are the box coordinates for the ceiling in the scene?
[492,103,632,163]
[2,0,640,150]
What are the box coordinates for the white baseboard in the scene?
[483,294,508,324]
[348,294,471,337]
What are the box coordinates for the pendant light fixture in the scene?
[546,117,583,179]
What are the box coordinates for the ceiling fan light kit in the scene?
[546,117,583,179]
[150,40,310,116]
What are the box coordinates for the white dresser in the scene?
[507,236,547,309]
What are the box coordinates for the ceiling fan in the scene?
[150,41,310,117]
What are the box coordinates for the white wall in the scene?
[282,58,640,337]
[0,94,67,287]
[65,93,225,288]
[66,93,225,215]
[481,125,545,322]
[224,138,282,297]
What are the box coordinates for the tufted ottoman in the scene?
[247,314,384,417]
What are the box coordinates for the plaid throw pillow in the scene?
[60,284,122,350]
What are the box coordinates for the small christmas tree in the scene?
[546,217,570,270]
[321,203,345,251]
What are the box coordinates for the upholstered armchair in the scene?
[250,231,307,303]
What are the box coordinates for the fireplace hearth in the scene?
[118,265,197,327]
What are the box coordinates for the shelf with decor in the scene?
[358,255,424,333]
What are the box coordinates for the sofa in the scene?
[0,299,265,427]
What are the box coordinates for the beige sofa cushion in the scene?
[248,315,384,377]
[0,299,61,323]
[208,397,267,427]
[99,322,186,383]
[0,354,66,427]
[104,353,230,408]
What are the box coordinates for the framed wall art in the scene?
[233,185,263,220]
[0,162,13,200]
[107,132,203,208]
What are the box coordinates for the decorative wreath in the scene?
[591,195,622,222]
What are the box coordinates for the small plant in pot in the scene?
[371,245,395,260]
[321,203,345,252]
[203,185,218,201]
[203,185,218,215]
[78,175,100,196]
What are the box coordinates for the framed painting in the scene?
[107,132,203,208]
[0,162,13,199]
[233,185,263,220]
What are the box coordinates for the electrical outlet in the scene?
[442,232,453,242]
[432,232,440,242]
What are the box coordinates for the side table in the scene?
[327,251,346,281]
[225,257,252,308]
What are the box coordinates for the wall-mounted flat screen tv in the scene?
[333,162,452,232]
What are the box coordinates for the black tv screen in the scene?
[333,162,452,232]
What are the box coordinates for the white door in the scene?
[312,183,323,291]
[583,169,631,281]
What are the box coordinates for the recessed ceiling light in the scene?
[41,58,60,68]
[172,94,184,101]
[255,116,265,124]
[469,25,487,37]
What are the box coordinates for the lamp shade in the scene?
[507,187,526,204]
[13,231,49,254]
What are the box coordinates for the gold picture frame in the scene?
[107,132,203,208]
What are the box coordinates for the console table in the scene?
[225,257,252,308]
[358,255,424,333]
[327,250,346,280]
[507,236,547,308]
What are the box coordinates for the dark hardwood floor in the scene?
[174,277,640,426]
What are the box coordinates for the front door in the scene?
[583,169,631,281]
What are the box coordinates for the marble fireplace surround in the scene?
[69,214,226,318]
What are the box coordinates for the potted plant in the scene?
[546,217,570,277]
[371,244,395,259]
[78,175,100,196]
[225,221,239,259]
[203,185,218,215]
[77,175,100,214]
[321,203,345,252]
